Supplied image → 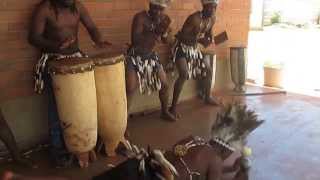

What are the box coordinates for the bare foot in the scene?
[204,97,220,106]
[160,110,178,122]
[169,107,181,119]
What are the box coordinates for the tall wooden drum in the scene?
[48,58,97,167]
[93,49,127,156]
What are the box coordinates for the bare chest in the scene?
[47,9,80,30]
[142,17,157,33]
[199,18,212,33]
[197,16,213,39]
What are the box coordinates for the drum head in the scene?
[93,47,125,66]
[48,58,94,75]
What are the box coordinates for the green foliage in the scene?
[270,12,281,24]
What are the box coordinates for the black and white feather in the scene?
[211,102,264,151]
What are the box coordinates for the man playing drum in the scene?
[171,0,220,119]
[28,0,110,167]
[126,0,177,121]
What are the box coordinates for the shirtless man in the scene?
[171,0,219,118]
[28,0,110,167]
[126,0,177,121]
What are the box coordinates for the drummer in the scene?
[28,0,110,168]
[126,0,177,121]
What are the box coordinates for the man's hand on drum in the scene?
[60,36,76,49]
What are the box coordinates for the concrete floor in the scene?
[1,87,320,180]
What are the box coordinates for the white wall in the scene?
[250,0,264,29]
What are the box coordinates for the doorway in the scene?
[247,0,320,96]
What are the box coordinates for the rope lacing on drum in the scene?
[173,136,209,180]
